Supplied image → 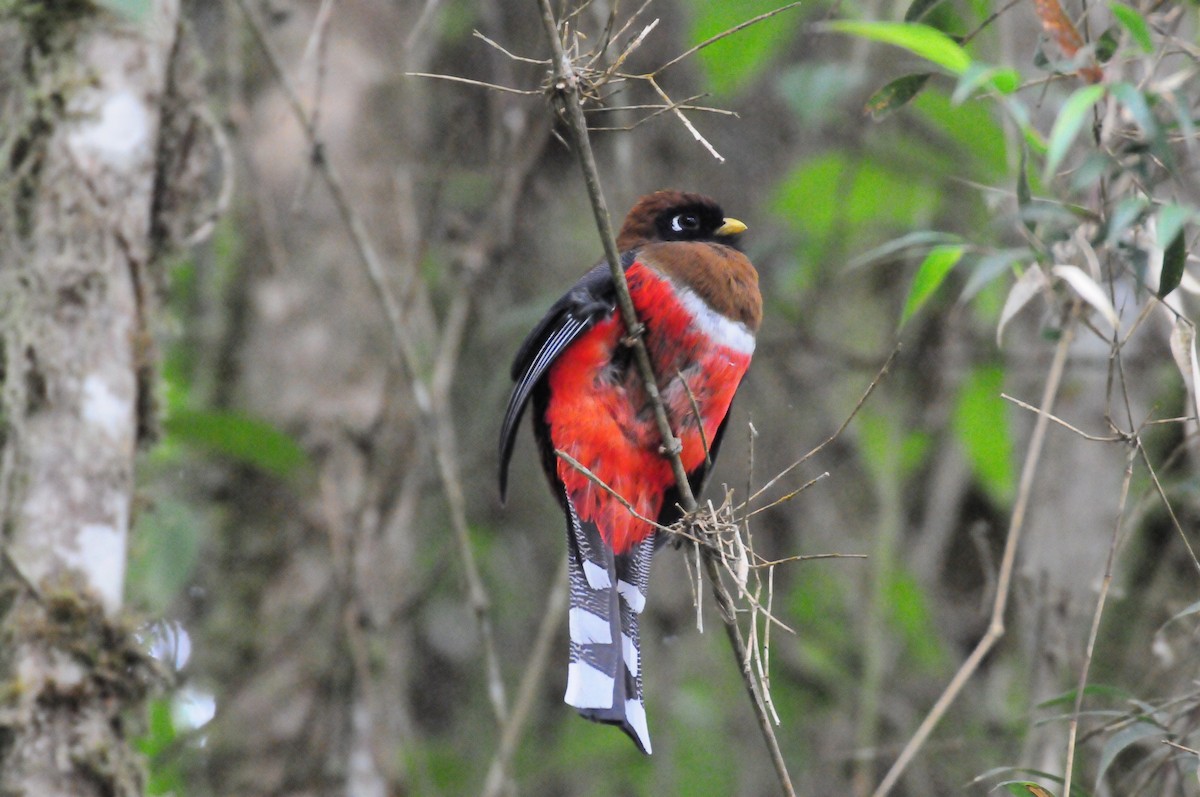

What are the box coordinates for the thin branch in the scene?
[872,306,1080,797]
[536,2,795,791]
[1062,446,1137,797]
[748,343,900,507]
[403,71,541,95]
[1001,392,1128,442]
[648,1,805,76]
[480,559,569,797]
[646,76,724,161]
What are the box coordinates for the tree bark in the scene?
[0,3,180,795]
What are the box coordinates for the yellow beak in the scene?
[715,217,747,237]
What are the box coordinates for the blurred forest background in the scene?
[2,0,1200,795]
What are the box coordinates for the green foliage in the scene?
[163,409,310,478]
[689,0,802,95]
[136,699,185,796]
[953,364,1015,503]
[900,244,965,325]
[864,73,931,120]
[1043,84,1105,180]
[856,409,931,483]
[824,20,971,74]
[773,151,939,276]
[1109,3,1153,53]
[885,568,945,670]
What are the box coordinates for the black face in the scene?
[654,201,732,244]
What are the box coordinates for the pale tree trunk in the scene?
[0,3,180,796]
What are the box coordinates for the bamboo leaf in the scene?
[1159,231,1186,299]
[901,244,965,325]
[1095,722,1163,789]
[1052,265,1120,329]
[1044,84,1107,180]
[164,409,310,478]
[824,21,971,74]
[865,73,932,119]
[997,266,1048,346]
[1110,3,1154,53]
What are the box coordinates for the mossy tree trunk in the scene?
[0,3,180,795]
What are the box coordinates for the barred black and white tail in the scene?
[562,495,654,754]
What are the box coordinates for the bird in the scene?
[499,190,761,754]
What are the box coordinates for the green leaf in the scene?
[960,248,1027,302]
[1157,204,1195,250]
[164,409,310,478]
[1110,3,1154,53]
[847,230,962,271]
[1044,84,1107,180]
[904,0,947,22]
[1159,231,1187,298]
[952,63,1020,103]
[1110,82,1158,140]
[1036,683,1132,709]
[865,73,932,119]
[913,90,1008,180]
[901,244,966,325]
[690,0,803,94]
[999,781,1057,797]
[1017,145,1033,232]
[953,365,1015,502]
[1095,722,1163,789]
[823,20,971,74]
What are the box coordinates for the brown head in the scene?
[616,190,748,251]
[618,190,761,331]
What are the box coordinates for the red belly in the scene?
[545,263,752,553]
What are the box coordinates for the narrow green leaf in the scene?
[865,73,932,119]
[823,21,971,74]
[1044,84,1107,180]
[1037,684,1132,709]
[999,782,1057,797]
[960,248,1027,302]
[1110,82,1158,139]
[1110,3,1154,53]
[164,409,310,477]
[1095,722,1163,789]
[901,244,965,325]
[952,63,1019,103]
[904,0,946,22]
[1159,231,1187,298]
[1017,146,1033,232]
[1156,204,1195,250]
[1095,26,1120,62]
[847,230,962,271]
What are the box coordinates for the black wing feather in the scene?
[499,261,621,501]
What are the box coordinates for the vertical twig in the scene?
[535,3,796,793]
[1061,445,1137,797]
[480,560,570,797]
[872,305,1080,797]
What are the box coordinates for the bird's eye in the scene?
[670,213,701,233]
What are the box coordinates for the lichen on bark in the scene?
[0,2,182,795]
